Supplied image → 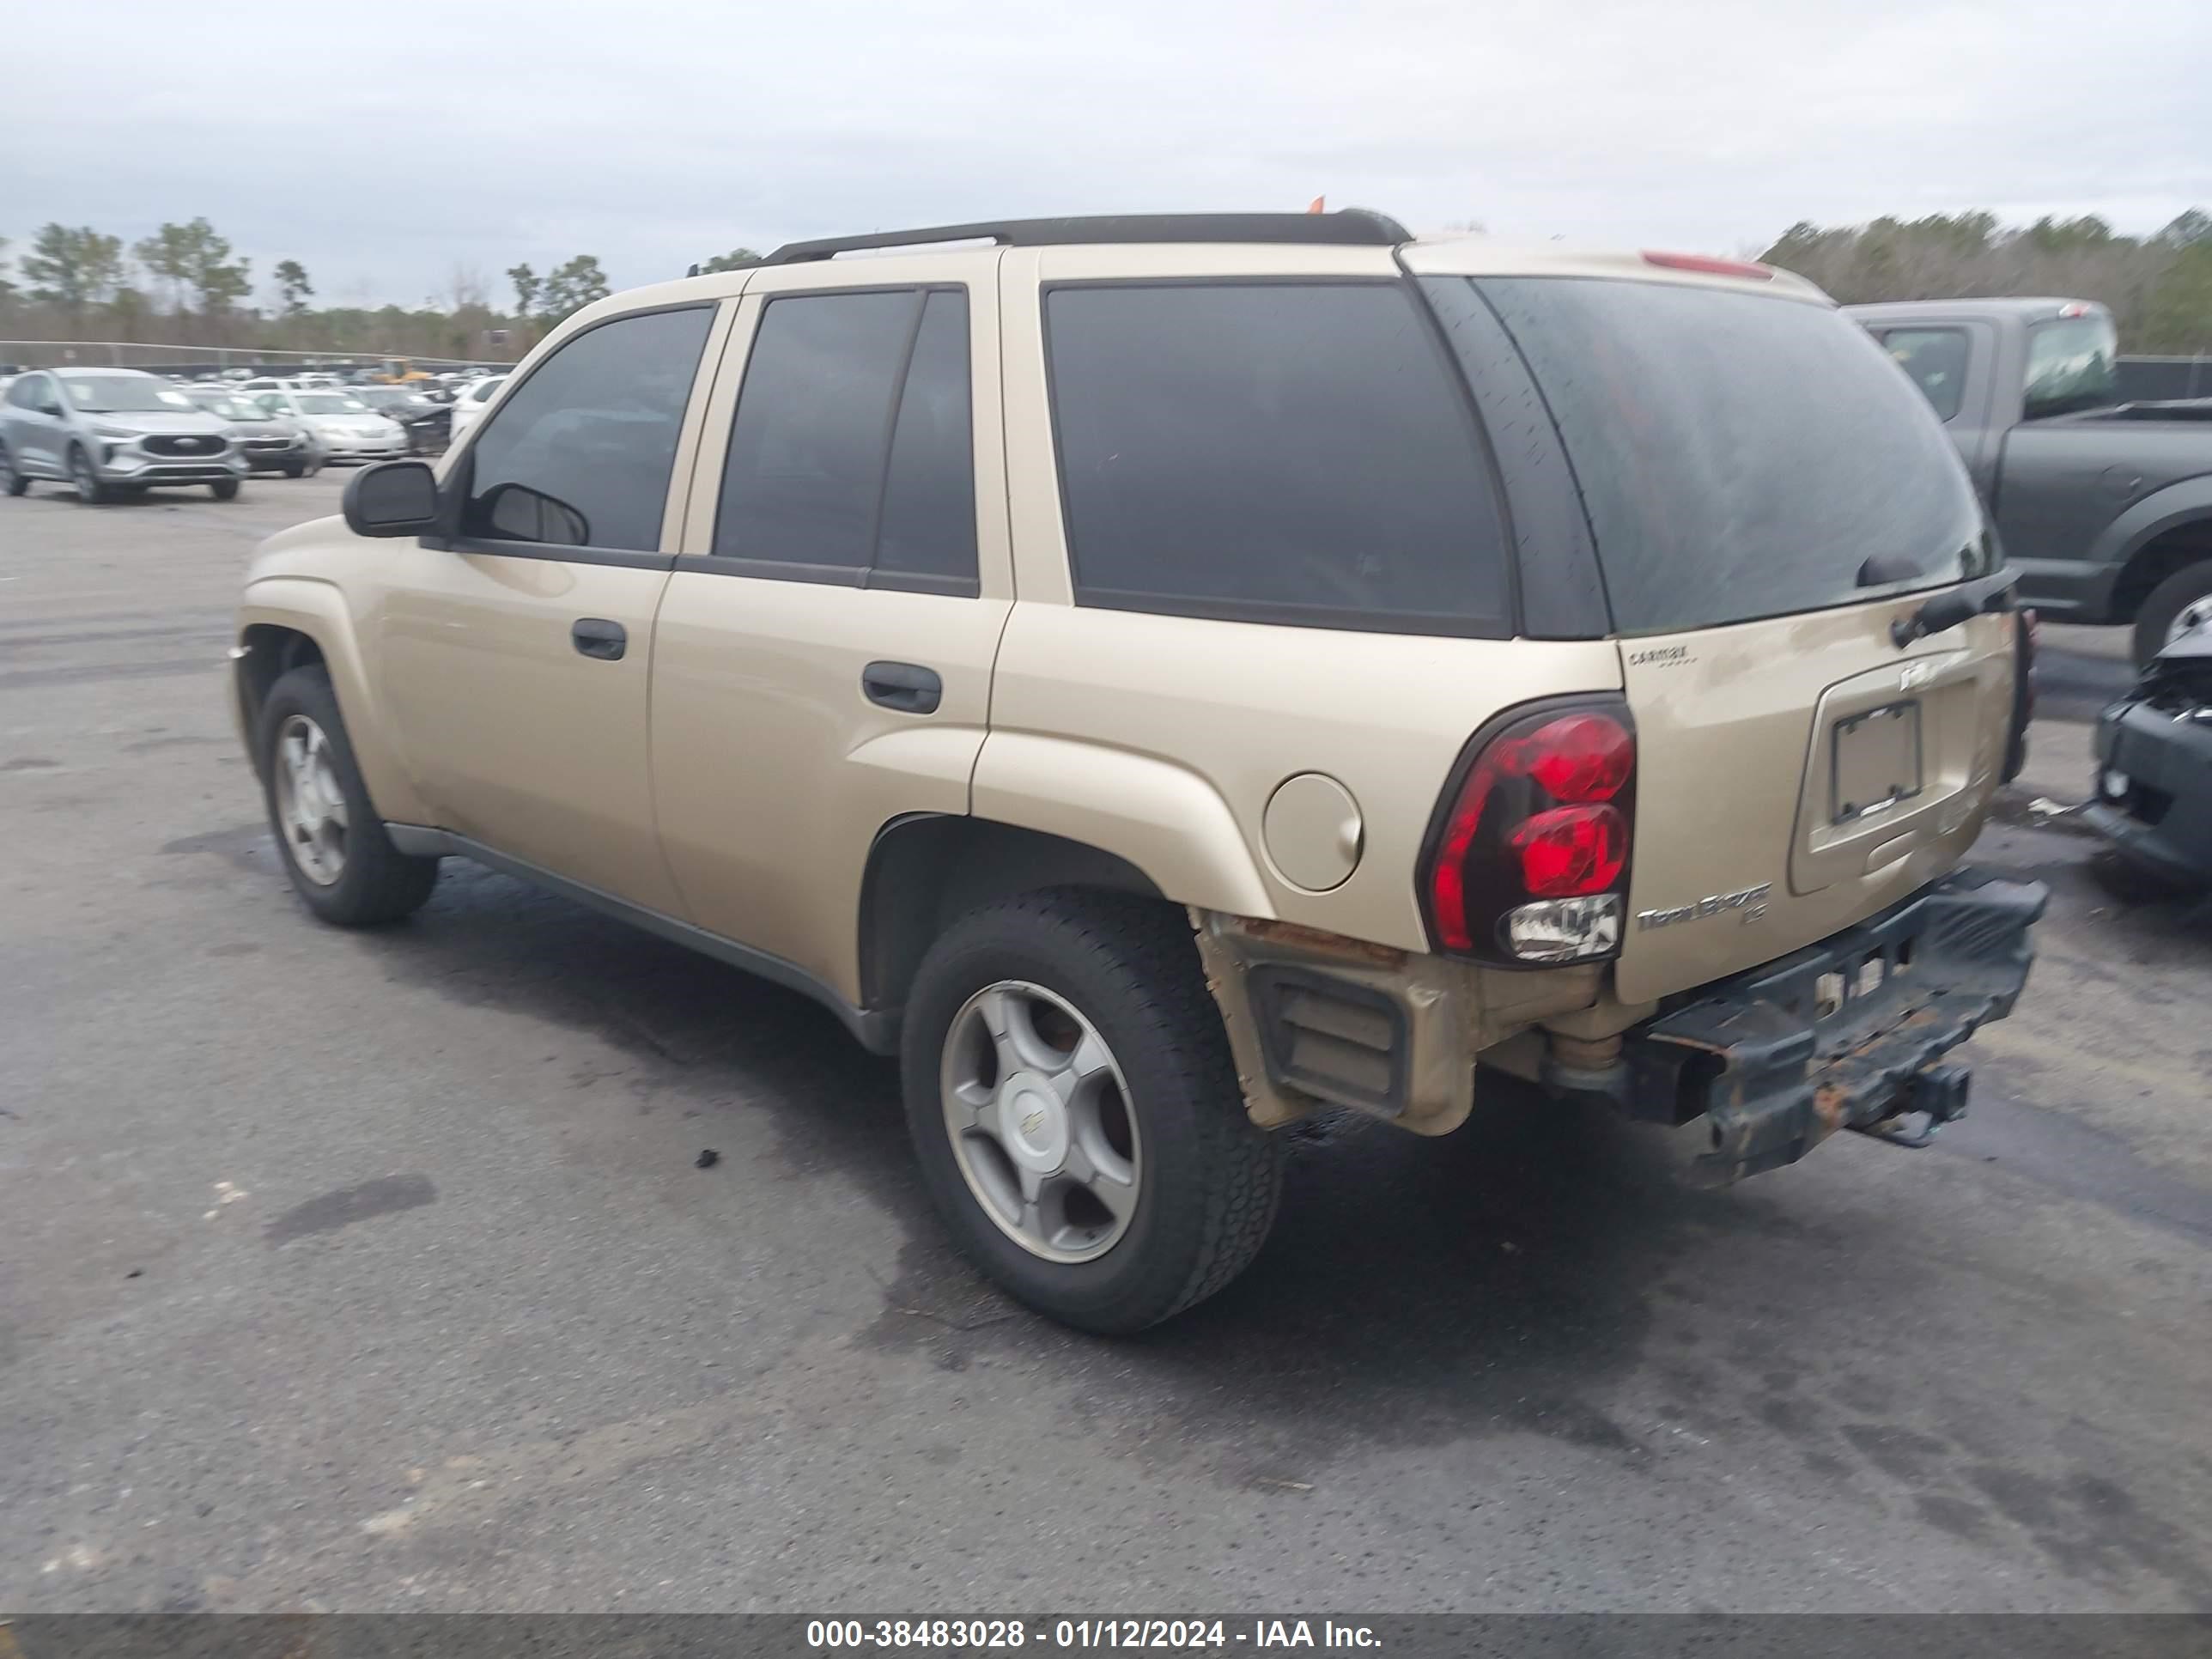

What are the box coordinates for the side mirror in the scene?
[38,400,64,418]
[343,459,441,538]
[480,479,590,547]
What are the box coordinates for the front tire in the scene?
[2132,561,2212,665]
[258,665,440,926]
[69,446,111,505]
[0,444,27,496]
[901,891,1284,1334]
[210,477,240,501]
[282,459,307,479]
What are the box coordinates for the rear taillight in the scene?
[1420,702,1636,965]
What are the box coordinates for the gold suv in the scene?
[231,211,2046,1331]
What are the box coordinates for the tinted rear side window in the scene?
[462,306,712,553]
[1447,277,1990,635]
[1044,283,1509,635]
[875,290,976,585]
[715,291,912,573]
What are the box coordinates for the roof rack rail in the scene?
[763,209,1411,265]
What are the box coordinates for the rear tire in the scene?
[69,446,111,505]
[210,477,240,501]
[258,665,440,927]
[900,890,1284,1334]
[2132,561,2212,665]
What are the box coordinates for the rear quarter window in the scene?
[1043,281,1510,635]
[1447,276,1990,635]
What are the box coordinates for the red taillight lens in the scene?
[1522,713,1632,802]
[1420,702,1637,962]
[1511,805,1627,896]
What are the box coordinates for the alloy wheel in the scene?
[939,981,1142,1263]
[2166,594,2212,647]
[273,714,349,886]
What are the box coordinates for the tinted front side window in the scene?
[1880,327,1969,422]
[1044,283,1508,633]
[462,306,713,553]
[1452,277,1989,635]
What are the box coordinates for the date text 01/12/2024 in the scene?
[805,1619,1382,1649]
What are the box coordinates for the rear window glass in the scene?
[1044,283,1509,635]
[1879,327,1969,422]
[1443,277,1990,635]
[2023,313,2119,418]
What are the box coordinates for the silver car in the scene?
[251,384,410,465]
[186,390,323,477]
[1,367,248,502]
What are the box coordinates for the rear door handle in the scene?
[861,660,942,714]
[571,617,627,660]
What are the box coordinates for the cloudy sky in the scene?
[10,0,2212,310]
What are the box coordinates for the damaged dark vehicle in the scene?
[2087,610,2212,891]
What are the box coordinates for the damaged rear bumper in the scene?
[1194,869,2045,1183]
[1596,867,2048,1182]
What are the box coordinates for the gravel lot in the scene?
[3,474,2209,1613]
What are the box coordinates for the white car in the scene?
[252,385,409,465]
[445,374,509,441]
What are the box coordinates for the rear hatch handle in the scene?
[1887,568,2018,648]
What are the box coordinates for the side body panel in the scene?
[981,244,1625,953]
[2002,427,2212,619]
[368,301,737,916]
[3,374,69,475]
[235,564,435,828]
[650,255,1014,1003]
[374,551,685,912]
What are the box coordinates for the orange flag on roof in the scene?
[1307,196,1326,214]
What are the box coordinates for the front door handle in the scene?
[571,617,626,660]
[861,660,942,714]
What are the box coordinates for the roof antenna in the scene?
[686,263,701,277]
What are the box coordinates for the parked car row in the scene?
[183,391,321,477]
[0,364,507,501]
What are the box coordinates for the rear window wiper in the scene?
[1890,568,2018,648]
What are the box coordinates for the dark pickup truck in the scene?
[1847,297,2212,664]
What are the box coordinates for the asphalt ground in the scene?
[3,473,2208,1613]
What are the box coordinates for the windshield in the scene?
[1427,276,1991,635]
[2023,313,2120,417]
[62,377,195,414]
[298,393,370,414]
[198,396,264,420]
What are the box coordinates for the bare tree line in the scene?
[1760,210,2212,352]
[0,218,621,364]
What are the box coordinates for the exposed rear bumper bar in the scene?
[1598,868,2047,1182]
